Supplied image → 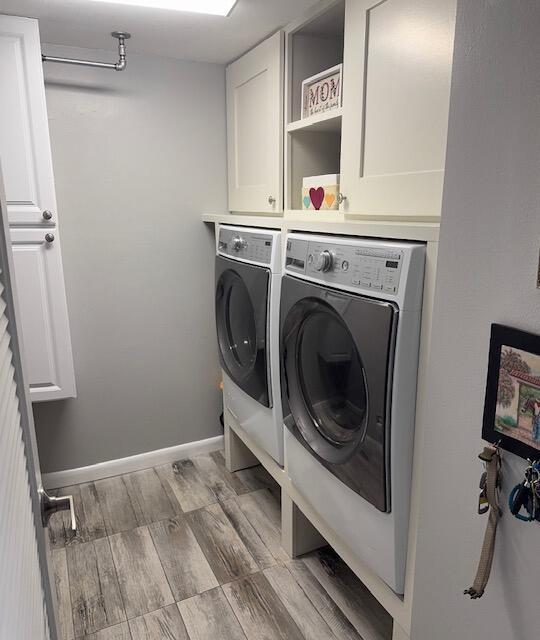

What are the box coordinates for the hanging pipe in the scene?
[42,32,131,71]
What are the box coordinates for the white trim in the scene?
[42,435,224,489]
[202,213,441,243]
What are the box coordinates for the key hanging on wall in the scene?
[508,459,540,522]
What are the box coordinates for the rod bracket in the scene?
[111,32,131,71]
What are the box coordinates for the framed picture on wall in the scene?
[483,324,540,460]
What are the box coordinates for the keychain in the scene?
[508,459,540,522]
[464,444,502,599]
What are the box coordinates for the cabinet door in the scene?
[0,16,58,226]
[226,31,283,213]
[10,228,76,401]
[340,0,456,219]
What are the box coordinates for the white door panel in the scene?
[227,31,283,213]
[0,173,54,639]
[340,0,456,219]
[0,16,58,226]
[11,228,76,401]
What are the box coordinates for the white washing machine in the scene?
[280,232,425,594]
[215,225,283,465]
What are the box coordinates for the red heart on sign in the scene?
[309,187,324,210]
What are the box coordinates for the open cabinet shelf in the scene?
[287,108,342,134]
[285,0,345,213]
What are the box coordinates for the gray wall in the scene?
[411,1,540,638]
[34,45,226,472]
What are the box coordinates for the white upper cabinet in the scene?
[0,16,58,226]
[10,228,76,402]
[0,15,76,402]
[340,0,456,219]
[226,31,284,214]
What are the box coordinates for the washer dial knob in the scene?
[315,250,334,272]
[231,235,247,252]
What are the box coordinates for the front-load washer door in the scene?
[215,255,271,407]
[280,275,398,512]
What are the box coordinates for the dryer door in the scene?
[215,255,270,407]
[281,275,397,511]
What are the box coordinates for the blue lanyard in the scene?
[508,461,540,522]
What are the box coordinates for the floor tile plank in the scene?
[122,468,177,525]
[263,563,339,640]
[109,527,174,619]
[286,559,364,640]
[186,503,259,584]
[303,548,393,640]
[235,465,280,500]
[82,621,131,640]
[191,454,237,502]
[51,548,75,640]
[128,604,189,640]
[153,466,184,516]
[209,450,251,495]
[94,476,144,535]
[156,461,216,513]
[67,538,125,637]
[219,498,276,570]
[178,588,246,640]
[213,450,280,501]
[79,482,108,540]
[148,516,218,601]
[222,572,304,640]
[235,490,288,563]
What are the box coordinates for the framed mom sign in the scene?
[483,324,540,460]
[302,64,343,118]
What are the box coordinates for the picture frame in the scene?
[302,63,343,119]
[483,324,540,460]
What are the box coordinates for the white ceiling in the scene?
[0,0,321,63]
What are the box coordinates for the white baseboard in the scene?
[42,435,224,489]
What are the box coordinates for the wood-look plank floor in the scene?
[67,537,125,637]
[129,604,189,640]
[148,516,218,600]
[49,451,392,640]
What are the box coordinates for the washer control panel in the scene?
[286,236,404,295]
[218,227,273,265]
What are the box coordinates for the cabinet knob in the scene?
[268,195,276,206]
[337,193,347,205]
[45,233,55,243]
[42,210,53,220]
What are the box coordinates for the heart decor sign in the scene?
[302,174,340,211]
[309,187,325,210]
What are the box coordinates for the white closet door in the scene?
[340,0,456,219]
[227,31,283,213]
[0,16,58,226]
[10,228,76,401]
[0,280,51,640]
[0,178,54,639]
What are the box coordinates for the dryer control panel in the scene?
[218,226,273,265]
[286,236,406,295]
